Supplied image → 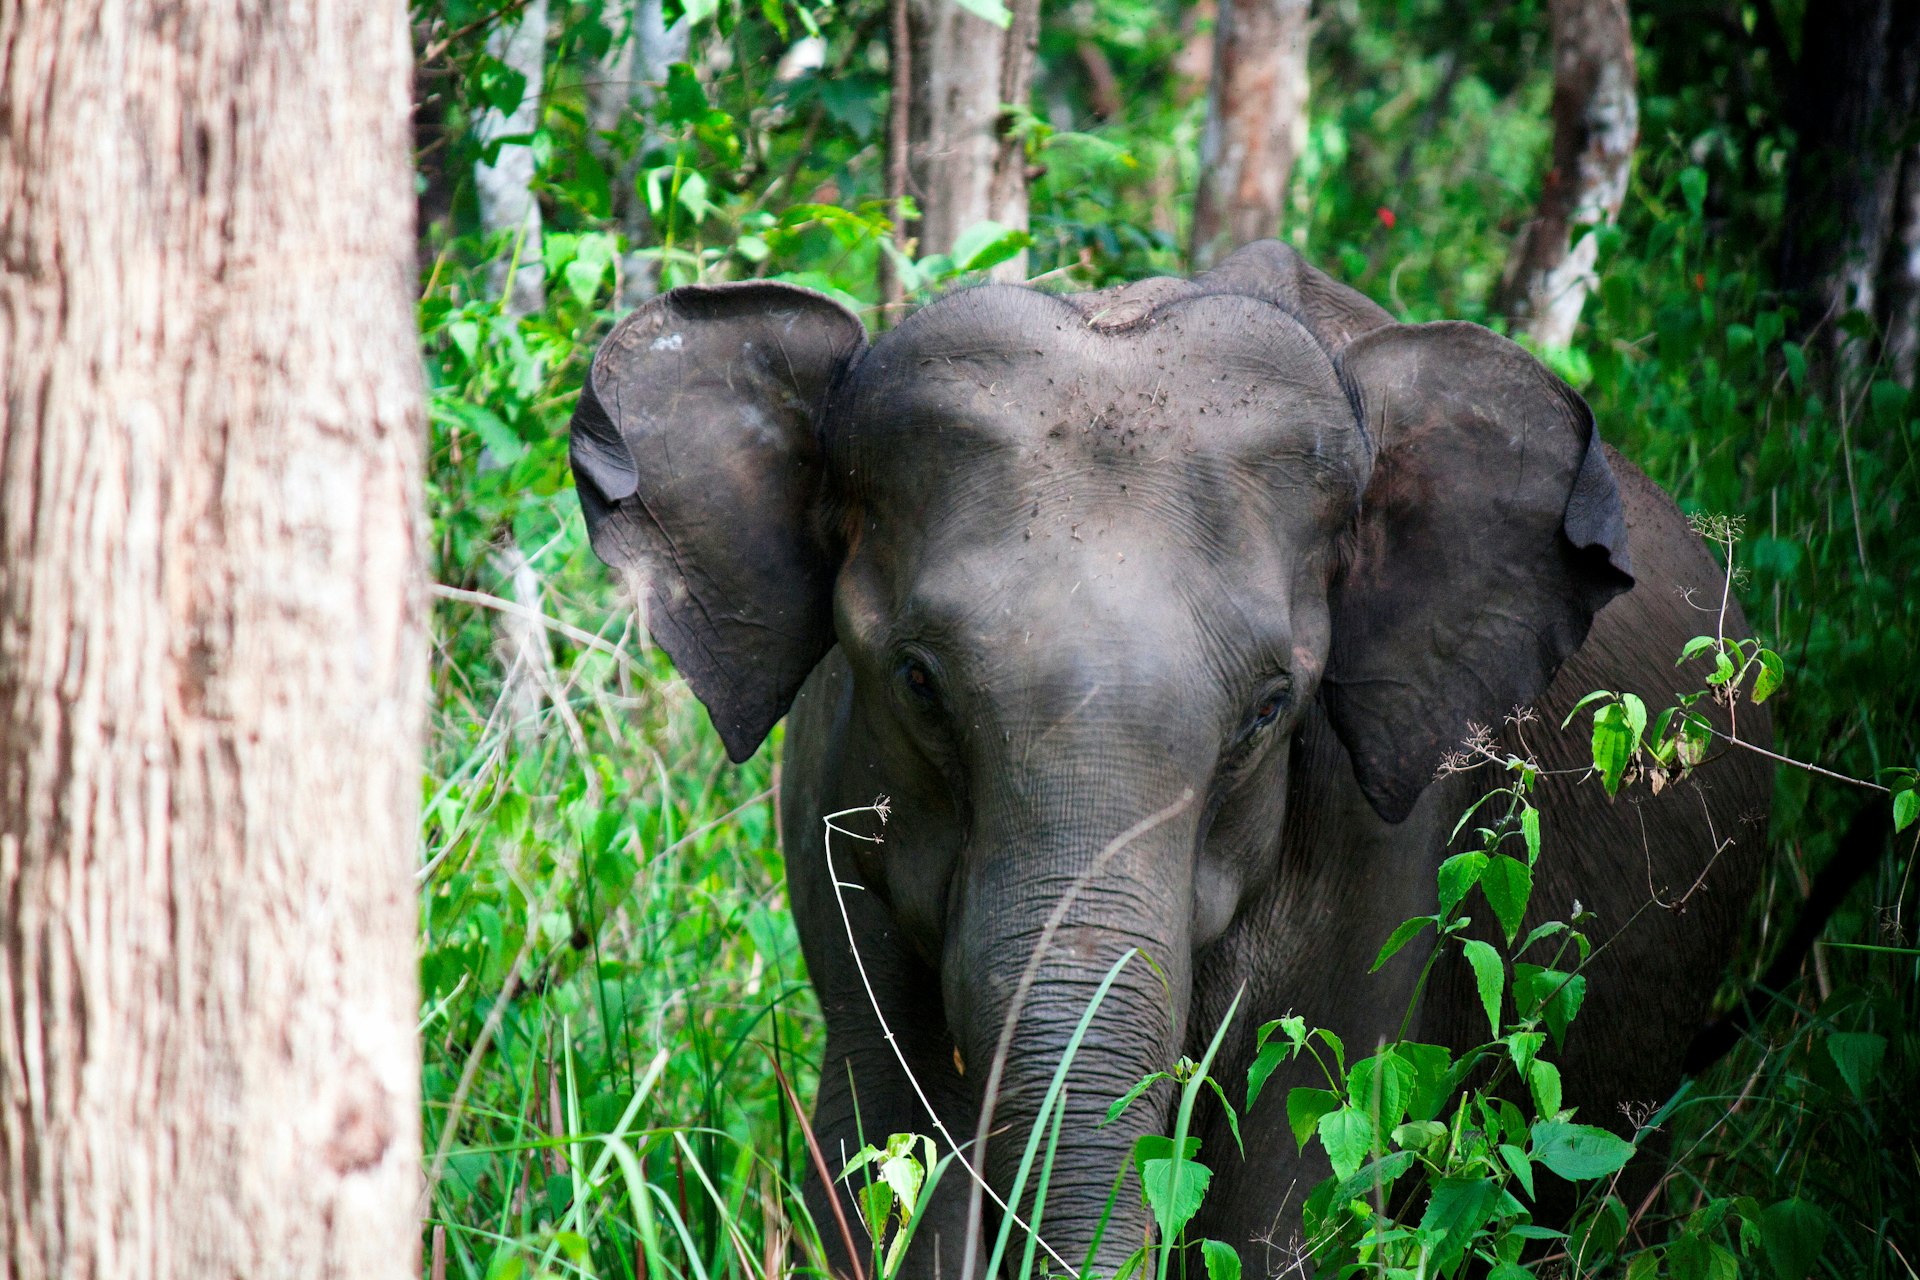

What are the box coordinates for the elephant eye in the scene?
[898,655,941,704]
[1245,685,1291,734]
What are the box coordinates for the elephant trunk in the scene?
[943,799,1197,1277]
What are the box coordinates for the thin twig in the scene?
[820,802,1077,1275]
[433,582,651,683]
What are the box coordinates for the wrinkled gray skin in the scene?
[569,243,1772,1277]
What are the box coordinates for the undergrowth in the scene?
[413,0,1918,1275]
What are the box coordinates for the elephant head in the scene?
[570,243,1632,1270]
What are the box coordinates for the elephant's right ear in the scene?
[570,282,867,762]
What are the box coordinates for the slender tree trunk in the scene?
[0,2,426,1278]
[879,0,912,312]
[1189,0,1311,269]
[591,0,687,308]
[1778,0,1920,376]
[905,0,1040,278]
[1497,0,1638,348]
[476,0,549,314]
[1885,144,1920,384]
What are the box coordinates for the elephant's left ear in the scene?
[1325,322,1634,823]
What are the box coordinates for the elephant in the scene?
[568,241,1772,1276]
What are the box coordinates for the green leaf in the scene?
[1519,806,1541,865]
[1371,915,1436,972]
[1514,965,1588,1045]
[1400,1042,1455,1122]
[1317,1106,1375,1180]
[1591,703,1632,797]
[1479,856,1532,945]
[1530,1121,1636,1181]
[1620,692,1648,746]
[1569,1195,1629,1265]
[1759,1198,1828,1280]
[1752,648,1785,702]
[1246,1045,1288,1112]
[1824,1031,1886,1101]
[1199,1239,1240,1280]
[1462,938,1505,1038]
[1894,788,1918,834]
[1679,166,1708,216]
[1499,1142,1535,1200]
[1105,1072,1170,1124]
[950,220,1029,273]
[1139,1154,1211,1240]
[1286,1087,1340,1151]
[1437,852,1488,915]
[1347,1050,1415,1129]
[950,0,1012,24]
[1534,1059,1565,1117]
[1417,1176,1500,1272]
[1327,1148,1418,1208]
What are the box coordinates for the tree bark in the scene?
[1189,0,1311,270]
[905,0,1040,279]
[1777,0,1920,375]
[1885,144,1920,384]
[1497,0,1638,348]
[591,0,687,308]
[476,0,550,314]
[0,3,427,1277]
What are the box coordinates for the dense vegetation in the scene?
[410,1,1919,1275]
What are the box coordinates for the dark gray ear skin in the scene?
[1193,240,1396,356]
[1324,321,1635,824]
[570,282,867,762]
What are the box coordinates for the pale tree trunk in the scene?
[476,0,549,314]
[1190,0,1311,269]
[1886,145,1920,384]
[1497,0,1638,348]
[591,0,688,308]
[905,0,1040,279]
[0,1,425,1278]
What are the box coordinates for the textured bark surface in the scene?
[1189,0,1310,269]
[1778,0,1920,375]
[905,0,1039,278]
[0,3,426,1277]
[1497,0,1638,347]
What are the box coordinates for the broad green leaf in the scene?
[1480,856,1532,945]
[1140,1155,1211,1240]
[1286,1087,1340,1151]
[1400,1042,1455,1122]
[950,220,1029,272]
[1752,648,1785,702]
[1371,915,1435,972]
[1824,1031,1886,1101]
[1530,1121,1636,1181]
[1347,1050,1415,1129]
[1461,938,1505,1038]
[1529,1058,1563,1118]
[1417,1176,1500,1272]
[1520,806,1541,865]
[1591,703,1632,797]
[1895,788,1918,834]
[1199,1239,1240,1280]
[1759,1198,1828,1280]
[1514,965,1587,1045]
[1437,852,1488,915]
[1317,1106,1375,1180]
[1327,1149,1418,1208]
[1679,166,1708,216]
[1621,692,1648,746]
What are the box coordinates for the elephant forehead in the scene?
[832,287,1368,489]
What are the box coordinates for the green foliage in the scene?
[410,0,1917,1274]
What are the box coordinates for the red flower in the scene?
[1376,206,1397,229]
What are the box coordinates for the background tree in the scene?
[0,1,425,1276]
[1496,0,1638,346]
[904,0,1042,277]
[1189,0,1311,267]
